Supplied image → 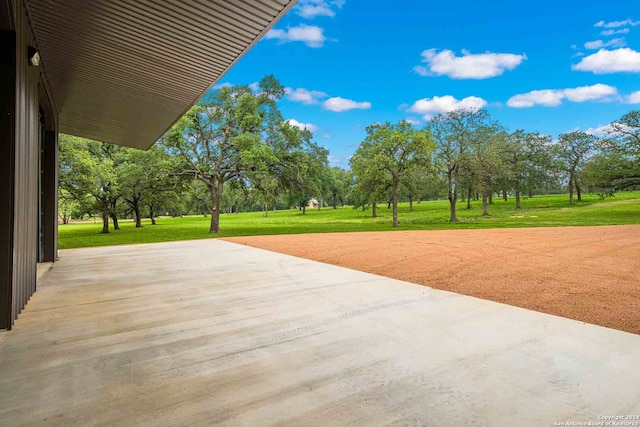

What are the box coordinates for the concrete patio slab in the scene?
[1,239,639,426]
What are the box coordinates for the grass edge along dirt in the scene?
[58,191,640,249]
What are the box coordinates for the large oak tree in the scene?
[427,109,492,222]
[351,121,434,228]
[555,131,597,204]
[59,135,120,233]
[166,75,326,233]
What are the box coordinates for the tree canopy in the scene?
[351,121,434,227]
[165,75,327,232]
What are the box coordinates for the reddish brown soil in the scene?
[225,225,640,335]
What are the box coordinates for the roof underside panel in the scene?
[26,0,295,149]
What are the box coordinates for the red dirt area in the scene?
[225,225,640,335]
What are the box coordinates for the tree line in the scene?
[350,108,640,226]
[59,75,640,232]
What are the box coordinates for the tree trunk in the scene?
[488,193,493,204]
[449,195,457,222]
[392,178,399,228]
[482,192,489,216]
[576,182,582,202]
[302,205,306,215]
[372,202,377,218]
[318,200,322,210]
[110,213,119,230]
[134,202,142,228]
[409,196,413,212]
[150,206,156,225]
[569,175,574,205]
[387,201,391,209]
[264,202,269,217]
[502,190,508,201]
[515,190,521,210]
[209,183,222,234]
[448,172,458,222]
[109,198,120,230]
[466,185,472,209]
[101,208,109,234]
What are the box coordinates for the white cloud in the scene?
[584,38,626,49]
[248,82,260,92]
[322,97,371,112]
[573,48,640,73]
[563,84,618,101]
[413,48,526,79]
[407,95,487,118]
[601,28,630,36]
[413,65,429,76]
[626,90,640,103]
[594,19,640,28]
[507,90,565,108]
[297,3,334,18]
[286,119,319,133]
[213,82,233,89]
[285,87,328,105]
[265,24,326,48]
[507,84,618,108]
[328,155,346,166]
[404,118,421,125]
[585,124,615,136]
[295,0,345,19]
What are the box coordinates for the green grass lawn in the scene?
[58,191,640,249]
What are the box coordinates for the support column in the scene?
[42,130,58,262]
[0,29,16,329]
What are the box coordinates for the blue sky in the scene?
[216,0,640,168]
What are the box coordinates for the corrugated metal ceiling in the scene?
[26,0,296,148]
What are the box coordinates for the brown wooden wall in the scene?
[1,0,58,329]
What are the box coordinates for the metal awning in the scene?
[26,0,296,149]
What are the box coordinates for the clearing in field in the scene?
[226,224,640,335]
